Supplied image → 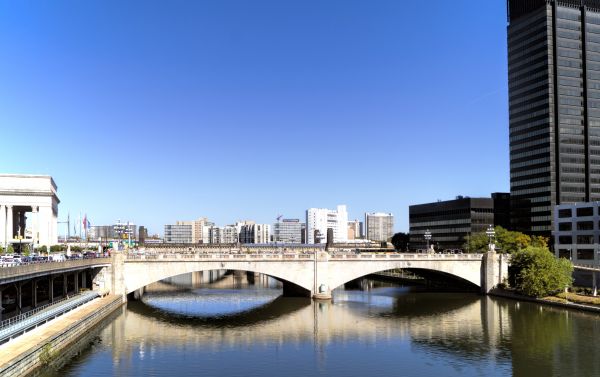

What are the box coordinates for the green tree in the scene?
[7,245,14,254]
[510,246,573,298]
[22,244,31,256]
[391,232,409,251]
[37,245,48,255]
[464,226,532,253]
[50,245,63,253]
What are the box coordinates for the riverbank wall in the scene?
[0,294,125,377]
[489,288,600,314]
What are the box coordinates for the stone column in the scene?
[0,205,5,247]
[0,288,3,321]
[6,205,13,244]
[19,211,25,239]
[593,272,597,297]
[63,273,67,297]
[31,206,39,249]
[75,272,79,293]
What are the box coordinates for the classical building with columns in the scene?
[0,174,59,250]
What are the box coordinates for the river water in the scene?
[39,272,600,377]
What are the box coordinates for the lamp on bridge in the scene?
[486,225,495,251]
[424,230,432,253]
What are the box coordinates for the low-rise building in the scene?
[409,193,510,251]
[553,202,600,265]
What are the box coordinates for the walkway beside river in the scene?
[0,294,123,377]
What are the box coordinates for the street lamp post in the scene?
[424,230,432,252]
[486,225,495,251]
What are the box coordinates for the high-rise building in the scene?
[306,205,348,244]
[508,1,600,235]
[273,219,304,243]
[365,213,394,242]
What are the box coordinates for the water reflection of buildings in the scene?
[97,275,517,371]
[70,271,600,376]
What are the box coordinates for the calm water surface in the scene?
[40,272,600,377]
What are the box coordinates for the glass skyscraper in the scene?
[508,0,600,235]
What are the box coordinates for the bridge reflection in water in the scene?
[49,272,600,377]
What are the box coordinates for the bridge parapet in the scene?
[0,258,111,285]
[125,252,485,262]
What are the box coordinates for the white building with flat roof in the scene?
[306,205,348,244]
[0,174,60,249]
[365,212,394,242]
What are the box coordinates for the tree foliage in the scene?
[510,246,573,298]
[464,226,549,254]
[391,232,409,251]
[7,245,14,254]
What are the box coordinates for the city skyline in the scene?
[0,0,509,235]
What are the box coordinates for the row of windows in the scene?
[557,235,595,244]
[558,221,595,231]
[558,207,595,218]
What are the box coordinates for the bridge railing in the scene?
[124,253,485,261]
[0,258,112,282]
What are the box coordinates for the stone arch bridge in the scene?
[99,248,509,299]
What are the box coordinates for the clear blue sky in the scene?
[0,0,509,236]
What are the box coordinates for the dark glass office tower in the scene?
[508,0,600,236]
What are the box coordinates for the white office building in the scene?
[365,212,394,242]
[306,205,348,244]
[164,222,192,243]
[273,219,303,243]
[209,225,238,244]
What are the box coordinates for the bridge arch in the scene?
[122,260,315,297]
[324,260,483,292]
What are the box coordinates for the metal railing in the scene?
[0,290,100,344]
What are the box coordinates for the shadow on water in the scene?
[126,295,312,328]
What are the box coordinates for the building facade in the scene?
[409,194,511,251]
[553,201,600,264]
[209,225,238,244]
[89,221,138,242]
[508,0,600,235]
[239,223,271,244]
[306,205,348,244]
[273,219,303,243]
[164,223,192,243]
[365,213,394,242]
[0,174,59,249]
[347,219,363,240]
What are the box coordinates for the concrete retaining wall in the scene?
[0,295,124,377]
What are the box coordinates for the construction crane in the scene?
[276,215,283,222]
